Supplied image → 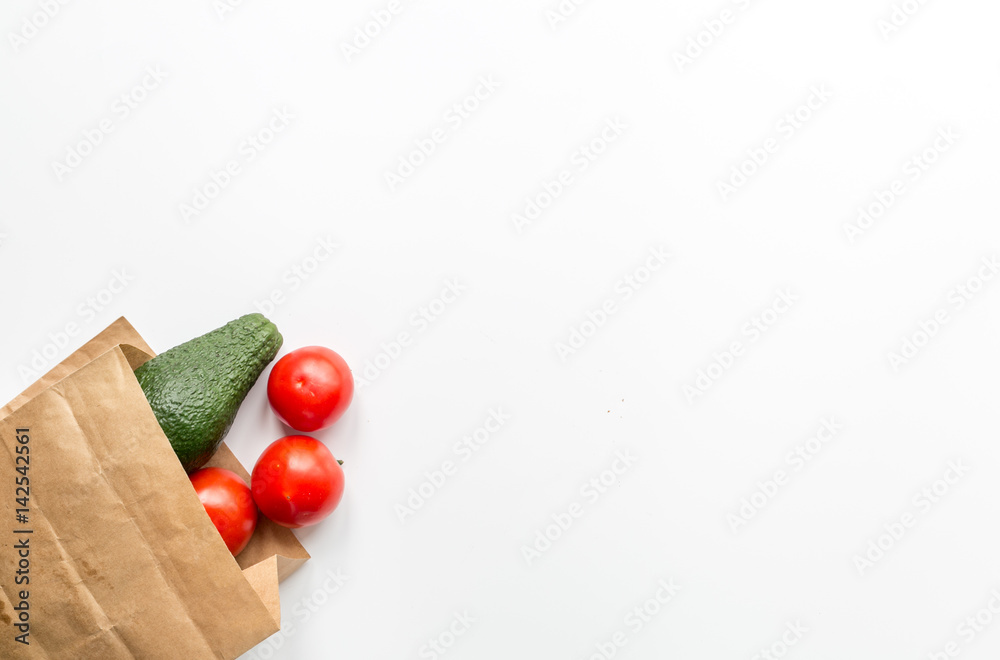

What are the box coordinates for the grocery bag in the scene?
[0,318,309,658]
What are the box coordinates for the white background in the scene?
[3,0,1000,658]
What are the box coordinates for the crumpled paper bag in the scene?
[0,317,309,658]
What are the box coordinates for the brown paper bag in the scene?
[0,318,310,658]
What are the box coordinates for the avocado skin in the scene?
[134,313,283,472]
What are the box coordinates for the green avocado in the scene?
[133,313,283,472]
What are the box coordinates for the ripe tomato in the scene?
[189,467,258,557]
[251,435,345,528]
[267,346,354,432]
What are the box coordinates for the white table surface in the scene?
[3,1,1000,658]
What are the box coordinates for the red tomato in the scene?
[251,435,345,528]
[189,467,258,557]
[267,346,354,432]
